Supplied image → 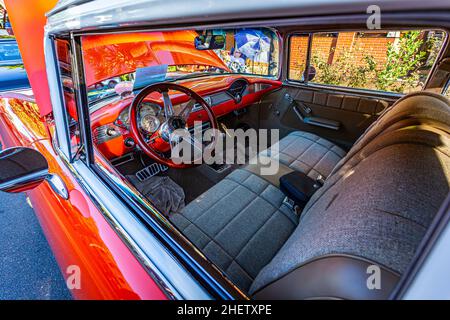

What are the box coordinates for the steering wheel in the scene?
[129,82,218,168]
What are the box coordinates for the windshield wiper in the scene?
[89,91,117,104]
[166,72,222,82]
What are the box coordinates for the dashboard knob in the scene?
[124,138,135,148]
[106,127,117,136]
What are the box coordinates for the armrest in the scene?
[292,104,341,130]
[279,171,320,207]
[303,116,340,130]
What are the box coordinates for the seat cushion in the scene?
[170,169,298,291]
[263,131,346,180]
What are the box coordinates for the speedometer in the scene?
[138,102,162,133]
[140,114,160,133]
[139,102,161,117]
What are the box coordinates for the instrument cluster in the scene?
[116,102,164,134]
[138,102,162,134]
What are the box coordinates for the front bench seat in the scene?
[170,168,299,290]
[169,131,345,290]
[264,131,346,180]
[171,92,450,298]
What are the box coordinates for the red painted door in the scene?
[0,96,168,300]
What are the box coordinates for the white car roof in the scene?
[45,0,450,34]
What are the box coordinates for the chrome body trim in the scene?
[0,169,48,192]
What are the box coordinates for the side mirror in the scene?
[305,65,316,82]
[0,147,49,193]
[194,34,225,50]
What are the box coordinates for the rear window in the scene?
[289,30,446,94]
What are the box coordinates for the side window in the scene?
[288,34,309,81]
[289,30,446,94]
[55,39,80,156]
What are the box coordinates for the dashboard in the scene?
[90,75,281,159]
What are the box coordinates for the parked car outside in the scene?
[0,38,29,91]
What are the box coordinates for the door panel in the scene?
[259,84,398,149]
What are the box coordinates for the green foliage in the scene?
[312,31,438,93]
[375,31,426,92]
[312,44,377,89]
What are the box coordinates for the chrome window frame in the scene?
[285,27,449,97]
[45,31,228,300]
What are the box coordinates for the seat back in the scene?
[250,92,450,299]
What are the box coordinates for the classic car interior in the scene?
[56,25,450,299]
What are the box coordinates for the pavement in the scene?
[0,191,72,300]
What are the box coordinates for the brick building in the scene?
[289,31,400,80]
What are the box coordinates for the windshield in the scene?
[81,28,279,104]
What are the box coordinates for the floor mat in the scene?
[127,175,186,216]
[166,166,216,204]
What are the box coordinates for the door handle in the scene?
[47,174,69,200]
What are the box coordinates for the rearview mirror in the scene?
[194,34,225,50]
[0,147,49,193]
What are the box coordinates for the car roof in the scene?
[46,0,450,34]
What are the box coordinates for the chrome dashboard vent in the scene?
[94,125,120,144]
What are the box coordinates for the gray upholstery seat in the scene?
[244,131,346,187]
[170,169,298,290]
[171,92,450,298]
[264,131,346,180]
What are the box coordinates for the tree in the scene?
[311,31,436,94]
[375,31,427,93]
